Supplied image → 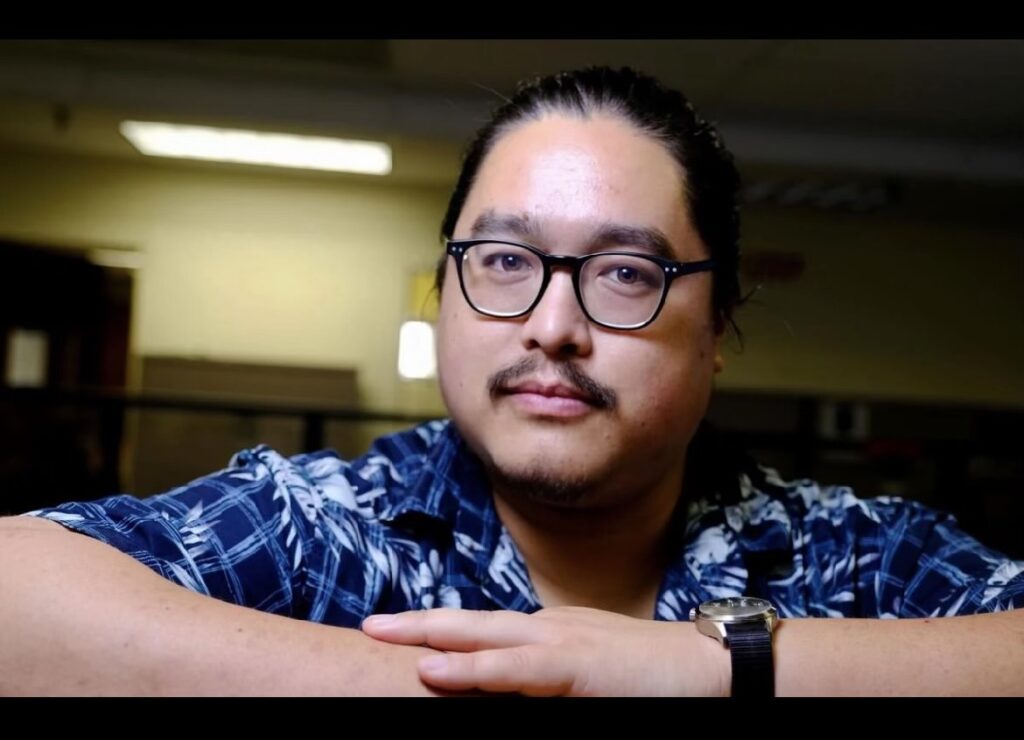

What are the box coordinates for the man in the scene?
[0,66,1021,696]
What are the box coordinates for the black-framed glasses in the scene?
[446,239,715,330]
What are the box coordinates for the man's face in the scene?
[437,113,723,507]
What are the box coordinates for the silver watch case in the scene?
[688,596,779,645]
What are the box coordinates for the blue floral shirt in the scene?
[27,420,1024,624]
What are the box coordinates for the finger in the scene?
[362,609,548,651]
[417,646,579,697]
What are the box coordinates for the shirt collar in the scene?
[375,419,795,612]
[376,420,482,527]
[380,421,540,610]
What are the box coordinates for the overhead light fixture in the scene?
[119,121,392,175]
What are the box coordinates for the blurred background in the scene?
[0,40,1020,556]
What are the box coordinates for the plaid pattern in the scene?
[28,420,1023,624]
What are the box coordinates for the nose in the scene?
[519,269,593,359]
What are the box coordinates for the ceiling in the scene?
[0,39,1022,196]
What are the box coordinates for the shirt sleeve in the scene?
[23,445,373,624]
[852,497,1024,617]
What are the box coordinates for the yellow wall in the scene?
[0,146,450,414]
[0,145,1021,415]
[727,207,1024,408]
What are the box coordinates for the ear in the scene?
[713,328,725,374]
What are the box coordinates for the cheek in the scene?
[436,303,469,396]
[436,284,500,402]
[611,329,716,425]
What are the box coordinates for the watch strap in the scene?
[723,620,774,697]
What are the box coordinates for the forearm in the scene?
[0,516,441,696]
[771,611,1024,696]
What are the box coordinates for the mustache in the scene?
[487,357,617,410]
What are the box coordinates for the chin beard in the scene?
[485,460,599,508]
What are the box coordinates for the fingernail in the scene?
[363,614,396,628]
[419,656,449,675]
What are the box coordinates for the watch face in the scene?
[700,597,773,620]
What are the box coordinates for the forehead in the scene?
[457,113,697,258]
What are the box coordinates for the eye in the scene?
[599,262,657,287]
[483,253,528,272]
[500,254,524,271]
[613,266,640,284]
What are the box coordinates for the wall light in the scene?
[397,321,437,380]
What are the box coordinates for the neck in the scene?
[491,459,685,619]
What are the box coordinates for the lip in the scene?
[500,380,596,418]
[506,381,594,402]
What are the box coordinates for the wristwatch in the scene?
[689,596,778,697]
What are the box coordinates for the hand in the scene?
[362,606,728,696]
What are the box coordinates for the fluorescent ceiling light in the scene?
[120,121,391,175]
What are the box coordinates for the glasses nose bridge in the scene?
[537,252,586,297]
[542,252,585,275]
[532,252,587,316]
[541,253,589,293]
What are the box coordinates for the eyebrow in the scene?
[468,209,678,262]
[469,210,540,242]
